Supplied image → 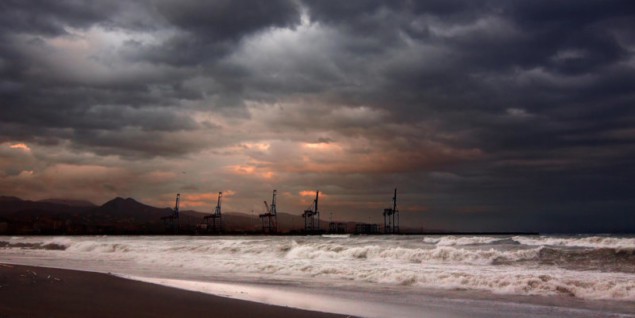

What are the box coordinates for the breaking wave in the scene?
[282,241,541,266]
[422,236,505,246]
[512,236,635,249]
[536,247,635,273]
[2,236,634,269]
[0,237,70,250]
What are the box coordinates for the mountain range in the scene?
[0,196,342,235]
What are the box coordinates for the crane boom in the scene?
[393,188,397,213]
[383,188,399,234]
[174,193,180,217]
[215,192,222,216]
[302,190,320,232]
[259,189,278,234]
[270,190,277,215]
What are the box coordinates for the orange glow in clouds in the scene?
[230,165,256,175]
[299,190,321,197]
[228,164,275,180]
[9,143,31,151]
[302,142,341,151]
[179,191,236,209]
[242,142,270,151]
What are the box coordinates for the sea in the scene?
[1,234,634,317]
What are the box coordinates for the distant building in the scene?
[329,222,347,234]
[354,223,380,234]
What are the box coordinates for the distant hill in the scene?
[0,196,91,216]
[38,198,96,208]
[0,196,22,202]
[90,197,172,223]
[0,196,168,234]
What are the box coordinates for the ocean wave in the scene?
[206,254,635,301]
[422,236,505,246]
[65,241,131,253]
[282,241,542,266]
[536,247,635,273]
[6,236,634,270]
[0,238,69,250]
[512,236,635,249]
[412,270,635,301]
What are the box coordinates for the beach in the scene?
[0,264,345,318]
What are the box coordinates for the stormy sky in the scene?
[1,0,634,232]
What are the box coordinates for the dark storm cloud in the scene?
[300,0,635,157]
[127,0,301,66]
[0,1,118,36]
[302,0,635,111]
[0,0,302,158]
[297,0,635,232]
[156,0,300,42]
[1,0,634,231]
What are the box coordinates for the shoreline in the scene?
[0,263,347,318]
[2,263,634,318]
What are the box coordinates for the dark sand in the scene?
[0,264,347,318]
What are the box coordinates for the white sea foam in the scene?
[423,236,503,246]
[41,237,73,247]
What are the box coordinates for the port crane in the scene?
[302,191,320,233]
[383,188,399,234]
[204,192,223,233]
[259,189,278,234]
[161,193,180,233]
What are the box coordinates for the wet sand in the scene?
[0,264,347,318]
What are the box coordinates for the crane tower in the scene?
[383,188,399,234]
[259,189,278,234]
[302,191,320,233]
[204,192,223,233]
[161,193,180,233]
